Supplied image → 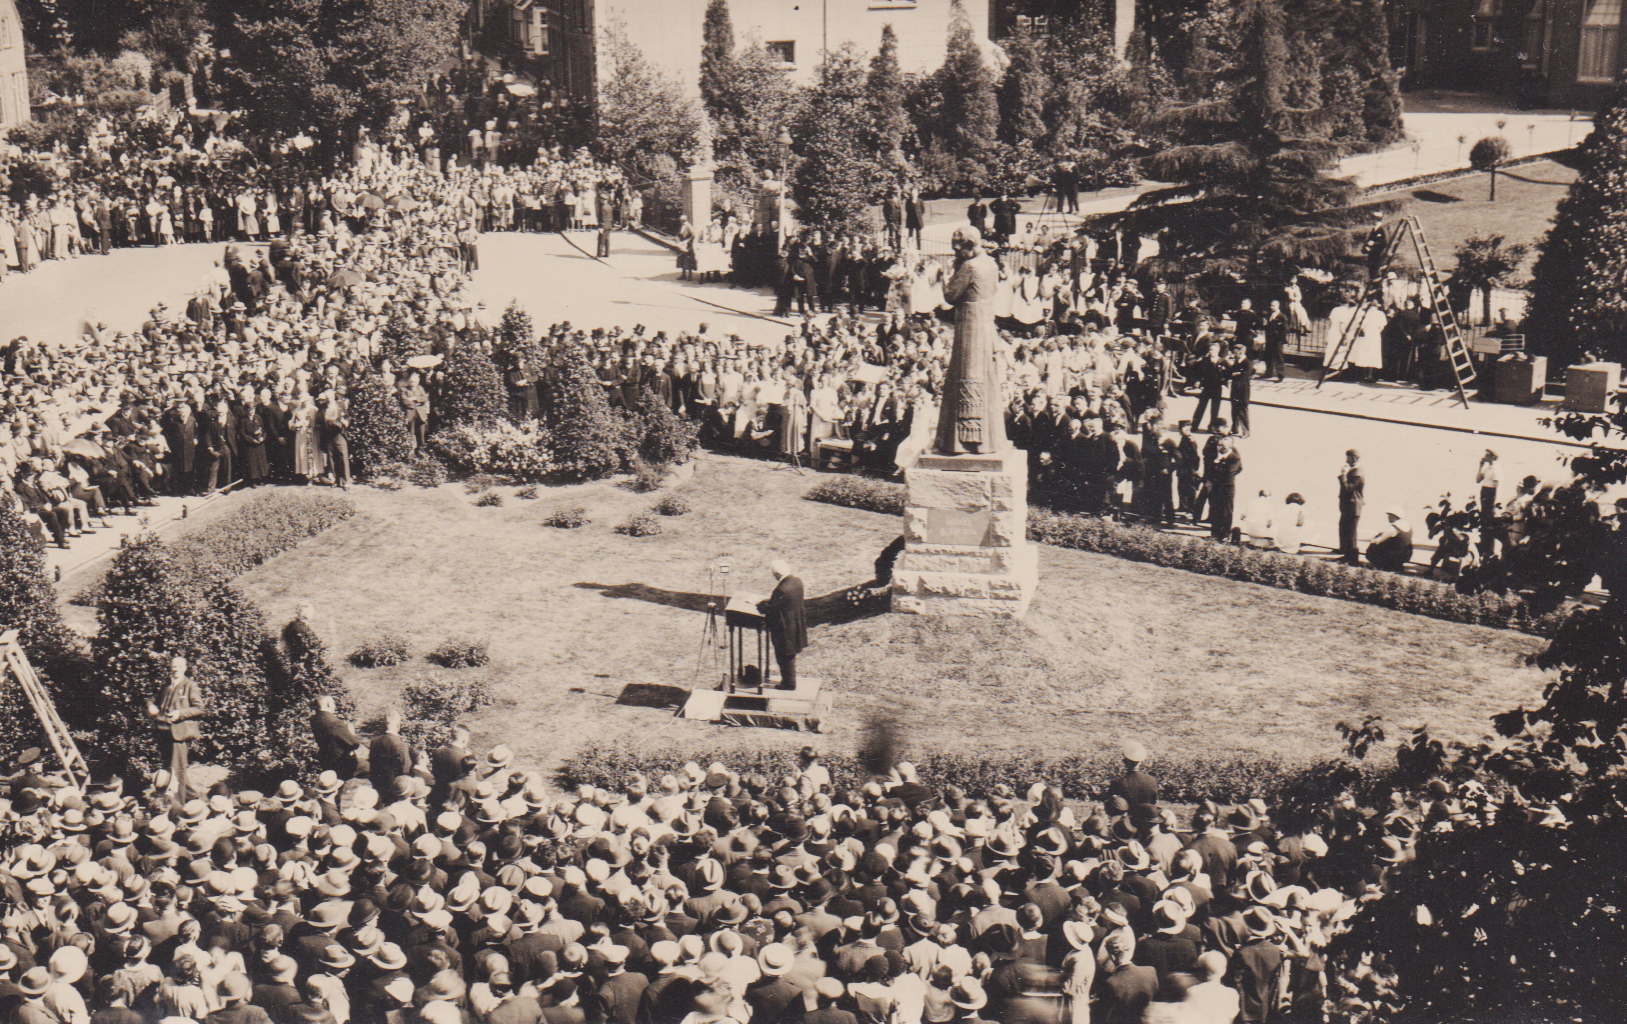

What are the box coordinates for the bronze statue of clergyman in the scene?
[934,226,1008,456]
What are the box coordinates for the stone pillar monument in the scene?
[891,228,1038,619]
[682,164,713,231]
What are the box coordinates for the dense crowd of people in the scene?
[0,125,623,551]
[0,714,1478,1024]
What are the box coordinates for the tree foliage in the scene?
[918,0,1000,194]
[217,0,466,157]
[595,18,701,175]
[436,343,509,430]
[710,43,804,174]
[791,44,888,229]
[1526,82,1627,367]
[699,0,736,129]
[1118,0,1368,282]
[1451,233,1529,325]
[547,348,634,482]
[346,368,413,480]
[866,25,907,162]
[0,498,82,756]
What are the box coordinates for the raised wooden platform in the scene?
[680,677,830,731]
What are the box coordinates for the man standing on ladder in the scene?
[146,656,207,802]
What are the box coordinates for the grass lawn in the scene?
[1382,158,1577,284]
[225,455,1549,786]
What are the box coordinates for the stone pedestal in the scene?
[890,450,1038,620]
[682,164,713,230]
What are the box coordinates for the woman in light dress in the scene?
[807,374,841,452]
[289,392,326,483]
[892,384,939,474]
[1326,297,1385,381]
[1278,492,1308,554]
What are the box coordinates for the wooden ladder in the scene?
[2,629,89,790]
[1319,215,1476,409]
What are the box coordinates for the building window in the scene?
[1523,0,1546,67]
[1,11,12,50]
[765,40,795,66]
[1472,0,1500,50]
[1579,0,1621,82]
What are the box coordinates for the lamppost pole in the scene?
[776,127,793,246]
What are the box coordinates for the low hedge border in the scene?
[557,744,1394,808]
[73,490,357,605]
[803,475,1564,637]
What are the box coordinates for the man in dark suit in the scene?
[310,695,363,779]
[1337,449,1364,566]
[1097,934,1158,1024]
[1108,740,1159,812]
[369,709,413,793]
[757,560,807,691]
[967,197,989,236]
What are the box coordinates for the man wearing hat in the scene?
[311,695,364,780]
[1232,907,1284,1024]
[205,972,274,1024]
[1096,932,1158,1024]
[1135,900,1200,985]
[1108,740,1159,815]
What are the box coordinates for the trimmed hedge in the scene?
[74,490,356,605]
[804,475,1564,636]
[557,744,1394,809]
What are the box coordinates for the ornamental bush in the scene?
[474,490,503,507]
[615,510,663,537]
[653,494,691,516]
[436,343,509,429]
[350,632,412,668]
[347,369,414,480]
[429,636,490,668]
[805,476,1566,635]
[547,347,635,482]
[635,384,699,467]
[399,674,494,751]
[543,505,589,529]
[428,420,554,482]
[0,498,84,755]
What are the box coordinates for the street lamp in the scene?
[775,128,793,242]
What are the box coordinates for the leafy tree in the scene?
[1119,0,1367,282]
[710,43,804,173]
[635,385,700,467]
[792,44,887,229]
[997,26,1047,156]
[548,348,634,482]
[436,344,509,429]
[595,18,700,174]
[346,368,413,479]
[867,25,908,161]
[1525,82,1627,367]
[699,0,736,129]
[1451,233,1529,325]
[1470,135,1513,200]
[218,0,466,158]
[928,0,1000,191]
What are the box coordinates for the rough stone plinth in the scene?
[891,449,1038,620]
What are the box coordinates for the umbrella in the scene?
[64,437,107,459]
[358,193,386,211]
[406,354,443,370]
[388,195,419,211]
[505,83,537,97]
[327,269,364,288]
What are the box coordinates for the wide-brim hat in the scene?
[950,979,988,1011]
[1062,919,1094,950]
[1153,899,1189,935]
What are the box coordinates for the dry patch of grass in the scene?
[231,455,1549,786]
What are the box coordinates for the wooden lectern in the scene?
[723,593,773,691]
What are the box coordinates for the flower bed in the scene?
[804,475,1563,636]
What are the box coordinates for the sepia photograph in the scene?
[0,0,1624,1021]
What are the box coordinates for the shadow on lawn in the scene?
[574,581,890,627]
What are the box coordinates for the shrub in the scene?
[557,743,1392,806]
[436,343,509,428]
[544,505,589,529]
[547,347,634,482]
[635,384,699,466]
[380,311,431,365]
[0,498,84,754]
[429,421,553,482]
[516,485,540,500]
[429,636,490,668]
[626,456,666,493]
[615,510,663,537]
[464,474,502,493]
[804,476,907,516]
[474,490,503,507]
[408,454,449,488]
[76,490,356,605]
[350,632,412,668]
[347,369,414,480]
[399,674,494,751]
[653,494,691,516]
